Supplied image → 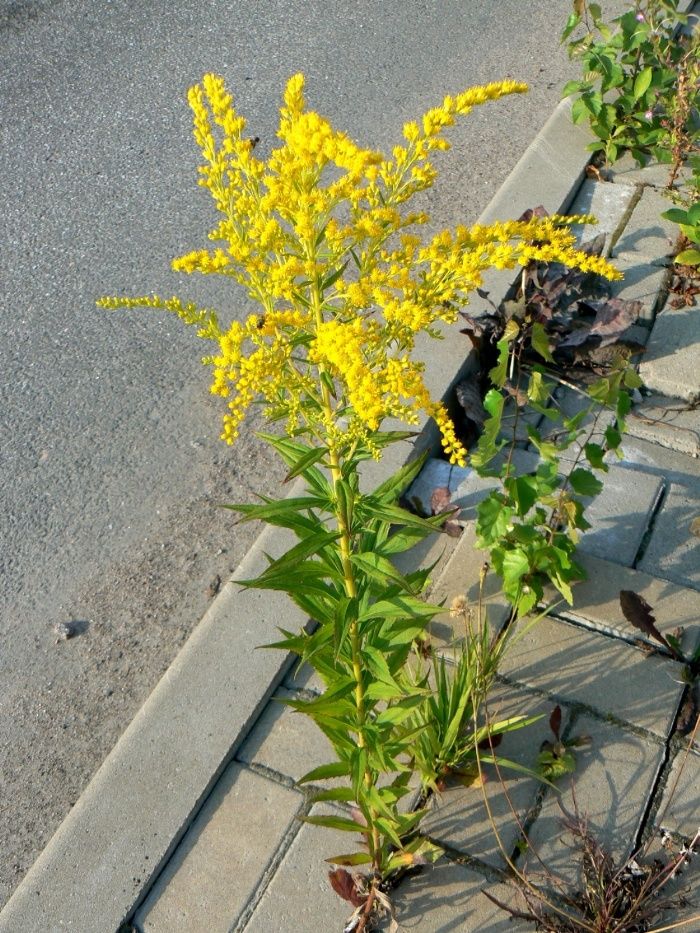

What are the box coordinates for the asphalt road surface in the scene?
[0,0,581,908]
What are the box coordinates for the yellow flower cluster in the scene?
[101,73,622,465]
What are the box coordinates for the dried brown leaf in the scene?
[328,869,365,908]
[456,379,487,426]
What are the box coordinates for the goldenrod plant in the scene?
[100,74,622,929]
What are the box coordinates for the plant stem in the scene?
[309,267,382,870]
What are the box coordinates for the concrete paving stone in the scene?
[639,481,700,592]
[426,520,511,650]
[555,552,700,653]
[571,178,638,255]
[236,689,338,786]
[608,251,671,323]
[639,305,700,401]
[388,860,528,932]
[626,395,700,458]
[612,185,679,263]
[422,685,554,869]
[498,615,684,739]
[618,433,700,482]
[654,747,700,841]
[521,715,665,886]
[135,764,303,933]
[243,805,362,933]
[577,461,664,566]
[608,153,692,189]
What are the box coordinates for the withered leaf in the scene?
[517,205,549,222]
[443,519,463,538]
[328,869,365,908]
[619,590,683,660]
[589,297,641,342]
[549,704,562,740]
[430,486,454,516]
[690,516,700,538]
[456,379,487,427]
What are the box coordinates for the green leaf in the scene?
[584,443,607,470]
[321,260,348,292]
[351,552,416,594]
[334,596,358,657]
[325,852,373,866]
[488,339,510,386]
[568,468,604,497]
[571,96,590,125]
[502,548,531,588]
[561,12,581,42]
[527,370,550,404]
[675,249,700,266]
[604,424,622,451]
[311,787,357,804]
[359,499,442,532]
[302,814,366,833]
[633,66,653,100]
[371,450,429,503]
[506,475,540,517]
[530,322,555,363]
[362,645,403,692]
[237,560,336,593]
[284,445,328,483]
[298,761,351,784]
[687,203,700,226]
[476,494,512,545]
[662,208,689,225]
[358,595,440,625]
[260,530,340,578]
[471,390,506,470]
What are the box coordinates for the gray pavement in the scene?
[0,0,586,906]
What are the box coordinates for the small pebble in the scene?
[53,621,77,642]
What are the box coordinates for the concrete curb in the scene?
[0,97,595,933]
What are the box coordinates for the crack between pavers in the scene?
[231,796,312,933]
[607,183,644,257]
[633,478,669,568]
[493,672,672,747]
[637,683,698,851]
[549,605,684,664]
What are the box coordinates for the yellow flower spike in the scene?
[101,71,622,464]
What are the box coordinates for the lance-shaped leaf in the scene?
[619,590,684,660]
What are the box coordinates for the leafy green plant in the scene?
[100,72,625,930]
[408,589,541,795]
[537,705,591,782]
[561,0,699,168]
[662,200,700,267]
[455,228,641,617]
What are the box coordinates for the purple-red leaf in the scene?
[619,590,683,660]
[518,205,549,222]
[328,869,366,907]
[550,704,562,740]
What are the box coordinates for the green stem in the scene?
[308,259,383,870]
